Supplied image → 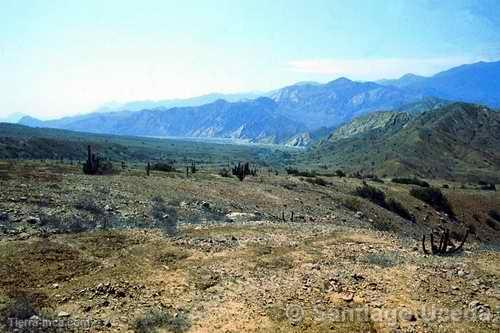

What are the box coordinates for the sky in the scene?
[1,0,500,119]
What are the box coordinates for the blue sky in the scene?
[1,0,499,119]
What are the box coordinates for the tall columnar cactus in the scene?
[232,162,252,181]
[190,161,197,174]
[83,145,99,175]
[146,162,151,176]
[422,227,469,255]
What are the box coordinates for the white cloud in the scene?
[287,57,477,80]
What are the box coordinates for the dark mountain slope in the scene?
[381,61,500,107]
[269,77,423,129]
[312,103,500,182]
[20,98,306,145]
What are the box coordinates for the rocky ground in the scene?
[0,160,499,332]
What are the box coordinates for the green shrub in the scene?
[392,177,430,187]
[410,187,454,217]
[3,296,37,320]
[152,162,176,172]
[74,196,104,215]
[486,218,498,230]
[354,184,386,207]
[386,198,413,221]
[151,196,177,235]
[363,253,401,268]
[285,168,316,177]
[218,168,231,177]
[480,183,496,191]
[368,175,384,183]
[354,184,413,221]
[132,309,190,333]
[335,169,346,178]
[342,197,361,211]
[39,214,97,234]
[305,177,328,186]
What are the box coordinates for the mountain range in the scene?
[312,102,500,182]
[17,60,500,146]
[0,112,29,124]
[92,91,264,113]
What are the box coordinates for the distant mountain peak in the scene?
[0,112,30,124]
[400,73,424,79]
[18,116,44,127]
[328,77,353,85]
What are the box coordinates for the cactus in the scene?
[422,227,469,255]
[146,162,151,176]
[190,161,197,174]
[232,162,252,181]
[82,145,113,175]
[83,145,98,175]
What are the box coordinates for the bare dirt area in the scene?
[0,161,499,332]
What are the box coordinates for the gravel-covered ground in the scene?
[0,161,499,332]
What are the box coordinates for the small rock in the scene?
[57,311,70,318]
[104,205,112,212]
[402,311,417,321]
[370,301,384,308]
[341,293,354,302]
[352,273,364,281]
[469,300,481,309]
[52,283,60,289]
[355,211,364,218]
[26,216,41,224]
[18,232,30,240]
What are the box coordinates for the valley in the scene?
[18,61,500,146]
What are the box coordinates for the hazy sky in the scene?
[1,0,499,119]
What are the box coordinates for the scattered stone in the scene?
[402,311,417,321]
[226,212,256,221]
[57,311,70,318]
[341,292,354,302]
[468,301,492,321]
[355,211,364,219]
[26,216,41,224]
[17,232,30,240]
[352,273,364,281]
